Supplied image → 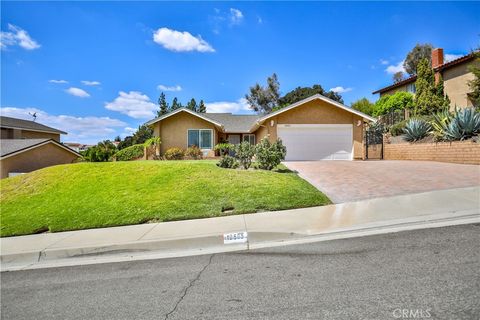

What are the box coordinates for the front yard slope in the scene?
[0,161,330,237]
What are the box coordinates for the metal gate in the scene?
[365,123,384,160]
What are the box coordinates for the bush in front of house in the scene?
[185,146,203,160]
[373,91,414,117]
[217,155,238,169]
[444,107,480,141]
[403,118,432,142]
[389,120,408,137]
[214,143,234,156]
[164,147,185,160]
[114,144,144,161]
[255,137,287,170]
[235,141,255,169]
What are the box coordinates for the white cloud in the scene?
[445,53,463,62]
[123,127,137,136]
[0,107,126,144]
[105,91,157,119]
[380,59,389,65]
[65,87,90,98]
[330,86,353,94]
[49,79,68,84]
[157,84,182,92]
[81,80,101,86]
[257,16,263,24]
[230,8,244,24]
[205,98,253,114]
[0,24,40,50]
[153,27,215,53]
[385,61,405,74]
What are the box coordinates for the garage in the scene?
[278,124,353,160]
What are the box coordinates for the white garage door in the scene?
[278,124,353,161]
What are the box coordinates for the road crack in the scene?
[164,254,215,320]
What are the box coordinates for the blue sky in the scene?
[1,1,479,144]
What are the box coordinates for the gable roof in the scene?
[254,94,376,125]
[202,113,260,133]
[0,116,67,135]
[145,108,224,129]
[0,139,81,159]
[372,51,477,94]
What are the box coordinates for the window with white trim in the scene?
[243,134,255,145]
[188,129,213,149]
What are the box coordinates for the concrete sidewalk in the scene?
[2,186,479,271]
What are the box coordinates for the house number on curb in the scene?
[223,232,248,244]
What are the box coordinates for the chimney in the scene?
[431,48,444,69]
[431,48,444,84]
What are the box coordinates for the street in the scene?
[2,224,479,320]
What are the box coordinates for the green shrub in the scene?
[214,143,234,156]
[185,146,203,160]
[164,147,185,160]
[255,138,287,170]
[373,91,414,117]
[403,119,432,142]
[217,155,238,169]
[444,108,480,141]
[235,141,255,169]
[143,137,161,148]
[431,109,453,141]
[114,144,144,161]
[389,120,408,136]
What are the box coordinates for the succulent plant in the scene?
[443,108,480,141]
[430,109,453,141]
[403,118,432,142]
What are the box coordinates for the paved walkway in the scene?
[284,160,480,203]
[2,186,479,271]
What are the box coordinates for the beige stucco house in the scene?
[372,48,479,109]
[146,94,375,161]
[0,116,80,178]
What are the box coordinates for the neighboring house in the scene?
[0,116,80,178]
[372,48,479,108]
[64,142,93,152]
[146,94,375,161]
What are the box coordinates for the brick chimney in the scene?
[431,48,444,84]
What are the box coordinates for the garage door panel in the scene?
[278,125,353,161]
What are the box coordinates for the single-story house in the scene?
[0,139,81,179]
[146,94,375,161]
[372,48,479,109]
[0,116,66,141]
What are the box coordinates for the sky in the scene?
[1,1,479,144]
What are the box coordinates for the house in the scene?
[64,142,93,152]
[0,116,81,178]
[146,94,375,161]
[372,48,479,108]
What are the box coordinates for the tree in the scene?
[393,71,404,83]
[278,84,343,106]
[198,100,206,113]
[132,125,153,145]
[114,135,121,142]
[171,97,182,110]
[351,98,375,116]
[82,140,117,162]
[373,91,414,117]
[245,73,280,114]
[186,98,198,112]
[414,58,450,115]
[468,50,480,108]
[403,43,433,75]
[157,92,169,116]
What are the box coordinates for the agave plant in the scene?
[403,118,432,142]
[444,108,480,141]
[430,109,453,141]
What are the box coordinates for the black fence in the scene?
[377,109,408,127]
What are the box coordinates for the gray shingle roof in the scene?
[0,139,50,157]
[0,116,67,135]
[201,113,260,133]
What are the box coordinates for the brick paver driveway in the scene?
[284,160,480,203]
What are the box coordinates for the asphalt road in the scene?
[2,224,479,320]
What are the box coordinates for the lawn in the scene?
[0,161,330,237]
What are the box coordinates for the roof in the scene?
[202,113,260,133]
[0,139,81,159]
[0,116,67,135]
[255,94,376,125]
[372,51,478,94]
[145,108,224,129]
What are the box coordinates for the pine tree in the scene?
[171,97,182,110]
[157,92,169,116]
[414,58,450,115]
[198,100,206,113]
[187,98,198,112]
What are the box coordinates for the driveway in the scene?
[284,160,480,203]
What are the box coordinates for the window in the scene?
[188,129,213,149]
[243,134,255,145]
[406,83,416,94]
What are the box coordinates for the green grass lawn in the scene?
[0,161,330,237]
